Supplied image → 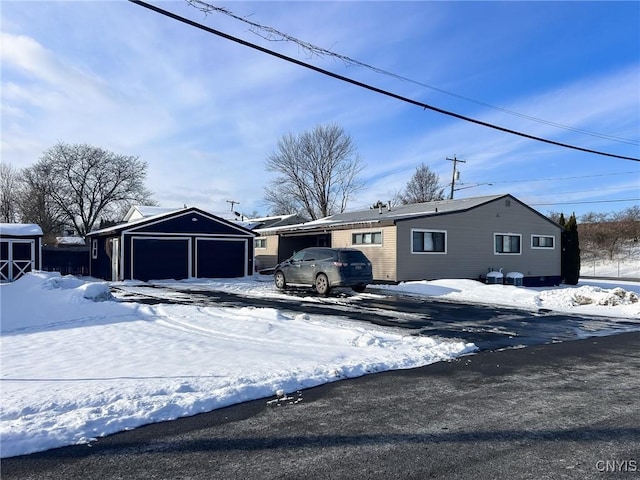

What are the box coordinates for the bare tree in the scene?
[580,206,640,260]
[19,162,68,243]
[264,123,364,220]
[0,163,21,222]
[394,163,445,205]
[30,143,156,236]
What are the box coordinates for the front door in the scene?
[111,238,120,282]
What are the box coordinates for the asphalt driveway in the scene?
[3,331,639,479]
[111,283,637,351]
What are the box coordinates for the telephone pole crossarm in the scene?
[447,156,466,199]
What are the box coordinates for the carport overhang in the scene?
[272,219,396,263]
[277,230,331,263]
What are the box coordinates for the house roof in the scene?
[123,206,178,222]
[56,236,86,246]
[87,206,256,236]
[256,194,559,234]
[321,194,508,224]
[246,214,309,230]
[0,223,43,236]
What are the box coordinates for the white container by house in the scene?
[505,272,524,286]
[486,269,504,284]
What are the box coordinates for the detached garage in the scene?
[87,207,256,281]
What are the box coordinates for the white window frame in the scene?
[254,237,267,249]
[92,239,98,259]
[494,233,522,255]
[351,231,383,247]
[411,229,447,255]
[531,234,555,249]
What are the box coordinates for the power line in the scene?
[481,171,640,184]
[523,185,640,197]
[530,198,640,206]
[185,0,639,147]
[129,0,640,163]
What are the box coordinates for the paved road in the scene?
[3,332,639,479]
[112,284,637,351]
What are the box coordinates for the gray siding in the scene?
[395,197,561,282]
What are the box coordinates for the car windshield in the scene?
[338,251,368,263]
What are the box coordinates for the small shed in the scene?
[86,207,256,282]
[0,223,43,282]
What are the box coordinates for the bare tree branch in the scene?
[264,124,364,219]
[27,142,155,236]
[395,163,445,205]
[0,163,21,222]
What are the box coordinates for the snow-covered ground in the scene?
[580,243,640,278]
[1,272,638,459]
[581,256,640,278]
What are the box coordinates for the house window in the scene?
[352,231,382,245]
[495,234,521,254]
[412,229,446,254]
[92,239,98,259]
[532,235,555,249]
[255,238,267,249]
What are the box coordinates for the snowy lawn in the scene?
[1,272,476,458]
[1,272,637,458]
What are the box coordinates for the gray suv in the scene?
[274,247,373,295]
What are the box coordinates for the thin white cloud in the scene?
[1,1,637,218]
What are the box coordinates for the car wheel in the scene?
[315,273,331,296]
[352,284,366,293]
[274,271,287,290]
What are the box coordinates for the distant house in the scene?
[255,194,562,286]
[122,205,179,223]
[249,214,309,269]
[55,236,86,247]
[86,207,256,282]
[0,223,43,282]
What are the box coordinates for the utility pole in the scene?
[447,156,466,199]
[226,200,239,211]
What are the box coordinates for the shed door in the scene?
[0,240,35,282]
[196,239,247,278]
[131,238,190,281]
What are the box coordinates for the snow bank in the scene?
[378,279,640,318]
[0,273,475,458]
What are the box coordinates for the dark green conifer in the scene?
[561,213,581,285]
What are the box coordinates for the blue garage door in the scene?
[196,239,246,278]
[132,238,189,281]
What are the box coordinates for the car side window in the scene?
[303,250,317,261]
[315,250,334,261]
[291,251,305,262]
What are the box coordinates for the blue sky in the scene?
[2,1,639,219]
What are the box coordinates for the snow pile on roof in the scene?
[0,223,43,236]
